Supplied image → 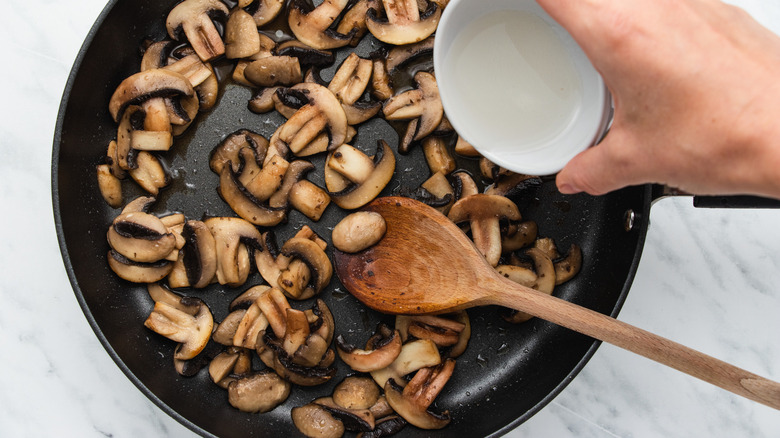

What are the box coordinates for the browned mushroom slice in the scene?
[248,86,282,113]
[336,0,380,45]
[288,180,331,221]
[225,8,260,59]
[274,83,349,154]
[504,248,556,323]
[107,211,176,263]
[255,286,292,339]
[209,347,242,387]
[314,397,375,432]
[144,295,213,360]
[447,194,522,267]
[244,56,304,87]
[260,333,337,386]
[382,71,442,141]
[179,220,217,288]
[421,136,455,175]
[108,250,173,283]
[454,135,480,157]
[97,164,123,208]
[366,0,441,45]
[370,339,440,388]
[210,129,269,175]
[218,164,288,227]
[109,69,195,123]
[419,172,454,215]
[406,315,466,347]
[337,323,402,372]
[370,56,394,101]
[212,310,247,345]
[288,0,355,50]
[333,376,381,410]
[554,244,582,285]
[204,217,262,287]
[278,236,333,300]
[228,370,291,413]
[329,53,373,105]
[292,403,345,438]
[245,0,285,27]
[166,0,229,62]
[501,221,538,253]
[363,415,407,438]
[385,35,435,73]
[268,159,316,209]
[384,359,455,430]
[233,295,271,350]
[275,40,336,68]
[128,151,169,195]
[325,140,396,210]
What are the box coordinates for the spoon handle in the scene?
[490,278,780,410]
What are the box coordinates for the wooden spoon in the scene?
[333,196,780,410]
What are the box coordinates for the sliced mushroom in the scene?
[384,359,455,430]
[329,52,373,105]
[248,86,282,113]
[108,250,173,283]
[109,69,195,123]
[421,136,455,175]
[366,0,441,45]
[448,194,522,267]
[233,294,270,349]
[244,56,304,87]
[420,172,454,215]
[179,220,217,288]
[336,0,380,45]
[225,8,261,59]
[405,315,466,348]
[278,236,333,300]
[504,248,556,323]
[129,151,169,195]
[385,35,434,73]
[292,403,345,438]
[275,40,336,68]
[501,221,538,253]
[228,370,291,413]
[204,217,262,287]
[97,164,123,208]
[314,397,375,432]
[333,377,381,410]
[213,309,247,346]
[325,140,396,210]
[370,56,394,101]
[268,159,316,209]
[361,415,407,438]
[554,244,582,285]
[454,135,480,157]
[244,0,285,26]
[144,294,213,360]
[336,323,402,372]
[332,211,387,253]
[288,0,355,50]
[382,71,442,141]
[107,211,176,263]
[210,129,269,175]
[166,0,229,62]
[288,180,331,221]
[273,83,349,154]
[370,339,440,388]
[217,163,288,227]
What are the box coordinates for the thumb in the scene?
[556,130,645,195]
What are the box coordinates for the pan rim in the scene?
[50,0,654,435]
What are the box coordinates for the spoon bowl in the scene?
[334,196,780,410]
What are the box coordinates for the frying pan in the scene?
[51,1,778,437]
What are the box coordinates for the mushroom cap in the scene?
[288,0,355,50]
[228,371,291,413]
[325,140,396,210]
[366,1,441,45]
[280,237,333,298]
[109,69,195,122]
[143,297,213,360]
[107,211,176,263]
[292,403,345,438]
[448,194,522,223]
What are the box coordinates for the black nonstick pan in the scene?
[51,1,777,437]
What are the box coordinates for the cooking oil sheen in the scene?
[444,10,583,151]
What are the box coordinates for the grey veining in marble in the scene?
[2,0,779,437]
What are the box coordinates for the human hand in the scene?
[536,0,780,198]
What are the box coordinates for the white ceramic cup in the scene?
[433,0,611,176]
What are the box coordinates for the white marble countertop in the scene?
[3,0,779,436]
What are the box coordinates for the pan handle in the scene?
[651,185,780,208]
